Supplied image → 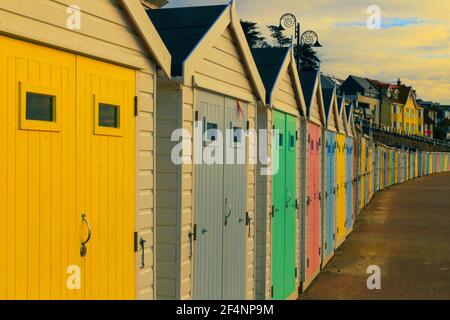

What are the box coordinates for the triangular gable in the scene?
[300,71,326,126]
[119,0,171,77]
[340,99,349,136]
[325,90,339,132]
[336,96,346,134]
[183,1,265,102]
[269,46,306,116]
[346,101,355,137]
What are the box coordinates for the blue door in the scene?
[324,131,336,258]
[418,152,423,177]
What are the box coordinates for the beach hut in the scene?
[319,75,340,268]
[299,70,326,291]
[148,2,266,299]
[0,0,171,300]
[251,46,306,300]
[334,93,347,248]
[341,98,354,236]
[345,103,359,225]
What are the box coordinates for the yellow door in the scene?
[0,36,135,300]
[336,134,346,243]
[76,56,135,300]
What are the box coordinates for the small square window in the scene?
[99,103,119,128]
[94,96,123,136]
[206,122,218,141]
[19,82,61,132]
[26,93,55,122]
[233,126,242,144]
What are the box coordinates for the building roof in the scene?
[320,74,336,118]
[251,47,290,102]
[147,5,227,76]
[366,78,390,90]
[321,74,337,90]
[341,75,379,95]
[300,70,319,113]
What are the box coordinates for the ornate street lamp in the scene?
[279,13,322,70]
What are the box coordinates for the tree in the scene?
[295,44,321,71]
[267,25,290,47]
[240,20,268,48]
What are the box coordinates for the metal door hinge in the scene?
[195,110,199,121]
[271,205,275,217]
[306,258,310,268]
[134,231,138,252]
[295,199,299,209]
[271,286,274,298]
[189,224,197,241]
[318,247,321,256]
[333,233,336,240]
[134,96,139,117]
[246,121,250,130]
[295,267,298,278]
[296,130,298,140]
[325,241,327,250]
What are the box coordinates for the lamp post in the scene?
[279,13,322,71]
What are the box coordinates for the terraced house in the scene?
[378,80,424,135]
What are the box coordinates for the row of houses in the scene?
[337,75,449,140]
[1,0,449,301]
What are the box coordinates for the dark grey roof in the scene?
[251,47,290,103]
[147,5,228,76]
[300,70,319,116]
[341,75,379,95]
[321,74,336,90]
[352,76,374,91]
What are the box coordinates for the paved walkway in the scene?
[301,172,450,300]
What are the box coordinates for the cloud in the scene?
[163,0,450,104]
[336,17,425,29]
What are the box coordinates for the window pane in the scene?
[26,93,54,121]
[206,122,218,141]
[99,103,119,128]
[233,126,242,143]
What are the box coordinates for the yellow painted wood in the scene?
[360,139,366,210]
[0,35,135,300]
[336,134,346,244]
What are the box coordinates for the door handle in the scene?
[140,237,146,269]
[224,198,232,226]
[80,213,91,257]
[286,189,292,208]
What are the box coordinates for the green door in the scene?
[272,110,297,299]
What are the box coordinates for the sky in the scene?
[165,0,450,104]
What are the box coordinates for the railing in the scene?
[354,117,450,149]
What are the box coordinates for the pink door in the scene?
[306,124,315,278]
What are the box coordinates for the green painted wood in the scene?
[272,110,297,300]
